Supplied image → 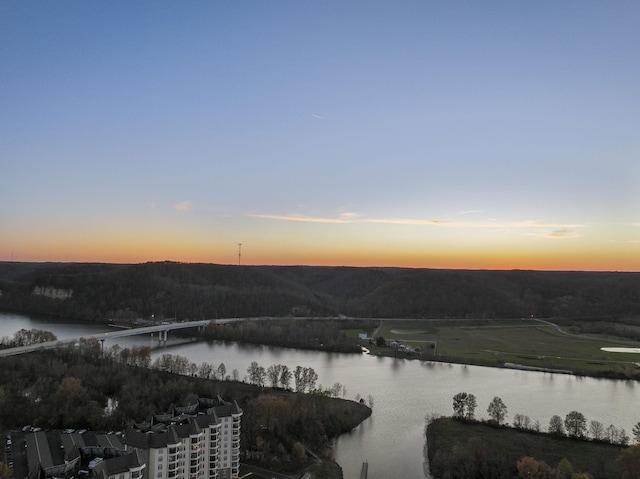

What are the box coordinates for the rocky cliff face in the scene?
[32,286,73,300]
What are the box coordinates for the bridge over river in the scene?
[0,320,213,357]
[0,316,352,358]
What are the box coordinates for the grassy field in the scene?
[353,319,640,378]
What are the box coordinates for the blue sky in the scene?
[1,1,639,270]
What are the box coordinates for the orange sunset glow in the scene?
[1,2,638,272]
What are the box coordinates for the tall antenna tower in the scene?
[238,243,242,265]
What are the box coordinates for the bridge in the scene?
[0,320,212,358]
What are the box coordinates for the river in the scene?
[1,313,637,479]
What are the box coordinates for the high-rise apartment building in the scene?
[7,397,241,479]
[122,397,242,479]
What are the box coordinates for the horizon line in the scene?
[0,259,637,274]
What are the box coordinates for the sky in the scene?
[1,1,639,271]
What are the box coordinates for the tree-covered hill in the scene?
[0,261,639,322]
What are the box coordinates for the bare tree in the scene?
[173,355,190,374]
[13,328,57,346]
[247,361,263,385]
[633,422,640,444]
[564,411,587,438]
[255,365,266,386]
[548,415,565,435]
[606,424,620,443]
[294,366,304,392]
[267,364,283,388]
[279,365,292,389]
[198,362,213,379]
[330,382,343,398]
[589,420,604,440]
[620,428,630,446]
[465,394,477,420]
[452,392,477,420]
[486,397,507,425]
[452,392,468,419]
[303,367,318,391]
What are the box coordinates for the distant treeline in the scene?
[1,261,640,322]
[203,318,373,353]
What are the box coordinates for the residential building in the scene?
[122,397,242,479]
[7,397,241,479]
[9,430,145,479]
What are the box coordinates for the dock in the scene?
[360,461,368,479]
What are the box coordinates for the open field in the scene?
[358,319,640,378]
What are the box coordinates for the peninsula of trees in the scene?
[0,340,371,475]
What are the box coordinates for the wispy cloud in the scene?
[365,218,452,226]
[509,220,584,229]
[173,201,192,211]
[252,214,348,224]
[527,229,583,240]
[311,114,324,120]
[251,212,583,231]
[459,209,484,215]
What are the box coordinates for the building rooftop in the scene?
[123,396,242,449]
[9,430,143,479]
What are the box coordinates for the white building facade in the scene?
[123,398,242,479]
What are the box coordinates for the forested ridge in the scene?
[1,261,639,322]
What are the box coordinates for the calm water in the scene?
[1,313,638,479]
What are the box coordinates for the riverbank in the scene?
[363,318,640,380]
